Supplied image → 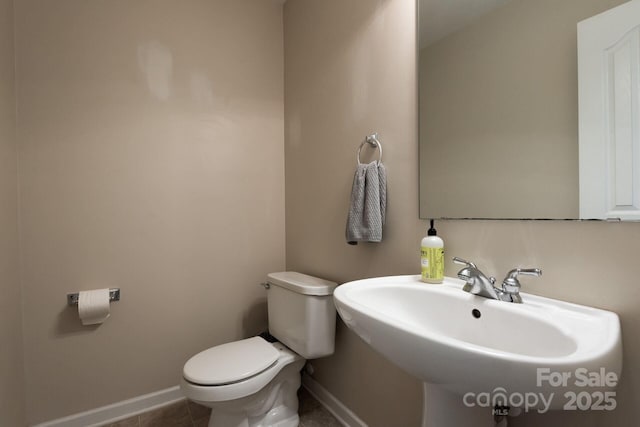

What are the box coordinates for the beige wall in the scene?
[284,1,424,426]
[14,0,285,423]
[0,0,26,425]
[420,0,627,219]
[285,1,640,427]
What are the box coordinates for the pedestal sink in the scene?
[334,275,622,426]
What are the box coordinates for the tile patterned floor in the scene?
[101,387,341,427]
[298,387,343,427]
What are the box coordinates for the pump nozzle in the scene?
[428,219,437,236]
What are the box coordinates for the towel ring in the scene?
[357,133,383,165]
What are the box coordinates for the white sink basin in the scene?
[334,275,622,410]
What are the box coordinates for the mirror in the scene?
[418,0,629,219]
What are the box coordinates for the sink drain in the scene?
[471,309,481,319]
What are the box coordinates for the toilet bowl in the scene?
[182,337,305,427]
[181,272,338,427]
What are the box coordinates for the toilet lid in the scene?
[183,337,279,386]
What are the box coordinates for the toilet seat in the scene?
[183,337,279,385]
[182,339,302,402]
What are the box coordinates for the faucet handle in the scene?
[502,268,542,297]
[452,257,477,268]
[505,268,542,281]
[454,257,496,286]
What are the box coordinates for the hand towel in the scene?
[346,161,387,245]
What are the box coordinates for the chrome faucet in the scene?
[453,257,542,303]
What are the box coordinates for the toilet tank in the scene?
[266,272,338,359]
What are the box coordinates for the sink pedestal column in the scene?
[422,383,495,427]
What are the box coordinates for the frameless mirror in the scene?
[418,0,630,219]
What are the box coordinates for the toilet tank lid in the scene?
[267,272,338,296]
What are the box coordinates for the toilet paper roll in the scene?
[78,289,111,325]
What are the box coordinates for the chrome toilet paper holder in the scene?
[67,288,120,306]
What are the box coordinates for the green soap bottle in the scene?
[421,219,444,284]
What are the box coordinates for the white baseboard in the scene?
[32,386,184,427]
[302,374,367,427]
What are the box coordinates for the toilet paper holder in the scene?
[67,288,120,306]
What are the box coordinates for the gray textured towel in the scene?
[346,161,387,245]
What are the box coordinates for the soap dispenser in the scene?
[421,219,444,283]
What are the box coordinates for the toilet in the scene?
[181,272,338,427]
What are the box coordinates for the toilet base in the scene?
[200,358,305,427]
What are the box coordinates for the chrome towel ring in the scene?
[357,133,383,165]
